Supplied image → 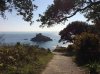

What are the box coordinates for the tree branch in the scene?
[89,0,93,3]
[58,1,100,23]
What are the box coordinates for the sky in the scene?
[0,0,88,32]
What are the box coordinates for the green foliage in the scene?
[53,47,67,52]
[53,45,75,56]
[66,45,75,56]
[0,44,53,74]
[85,2,100,25]
[73,32,100,65]
[59,21,96,42]
[38,0,100,27]
[0,0,37,24]
[86,61,100,74]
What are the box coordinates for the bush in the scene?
[0,44,53,74]
[66,44,75,56]
[86,61,100,74]
[73,32,100,65]
[53,46,67,52]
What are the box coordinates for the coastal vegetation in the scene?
[55,23,100,73]
[0,43,53,74]
[40,0,100,73]
[73,32,100,74]
[0,0,100,74]
[53,22,99,74]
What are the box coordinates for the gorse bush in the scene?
[66,45,75,56]
[0,44,53,74]
[73,32,100,65]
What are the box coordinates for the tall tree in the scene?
[59,21,96,43]
[38,0,100,27]
[0,0,37,24]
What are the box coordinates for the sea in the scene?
[0,32,69,50]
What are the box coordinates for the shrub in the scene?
[86,61,100,74]
[73,32,100,65]
[53,46,67,52]
[0,44,53,74]
[66,44,75,56]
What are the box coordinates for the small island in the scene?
[31,33,52,42]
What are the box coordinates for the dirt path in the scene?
[42,52,86,74]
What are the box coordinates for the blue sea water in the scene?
[0,32,68,50]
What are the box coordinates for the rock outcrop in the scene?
[31,33,52,42]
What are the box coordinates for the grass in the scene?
[0,43,53,74]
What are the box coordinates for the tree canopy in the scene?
[0,0,37,24]
[59,21,96,42]
[38,0,100,27]
[0,0,100,27]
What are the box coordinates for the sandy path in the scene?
[42,52,86,74]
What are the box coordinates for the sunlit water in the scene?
[0,32,69,50]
